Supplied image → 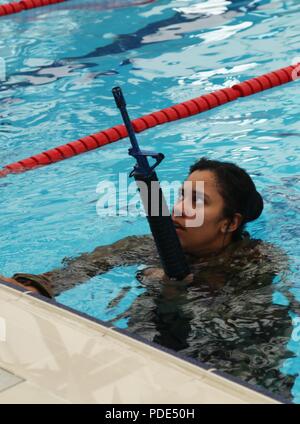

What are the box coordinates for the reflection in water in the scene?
[0,0,267,93]
[55,233,296,401]
[128,239,295,400]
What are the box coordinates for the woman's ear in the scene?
[221,213,243,233]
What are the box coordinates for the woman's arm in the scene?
[0,274,19,284]
[41,235,156,295]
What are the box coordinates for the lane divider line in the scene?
[0,63,299,178]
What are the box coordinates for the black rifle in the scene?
[112,86,190,280]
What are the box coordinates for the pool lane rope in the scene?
[0,63,299,178]
[0,0,66,16]
[0,0,156,16]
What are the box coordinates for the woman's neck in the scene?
[189,235,234,260]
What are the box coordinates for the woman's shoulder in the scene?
[193,235,289,290]
[233,233,288,267]
[222,232,290,284]
[191,232,289,287]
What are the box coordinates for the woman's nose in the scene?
[173,199,195,218]
[173,199,184,217]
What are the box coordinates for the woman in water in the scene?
[1,156,288,293]
[0,157,294,398]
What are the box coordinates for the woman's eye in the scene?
[196,198,205,206]
[193,194,204,205]
[178,188,184,199]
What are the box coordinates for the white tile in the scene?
[0,368,23,393]
[0,284,280,404]
[0,284,27,303]
[0,317,6,342]
[0,381,70,404]
[0,302,65,375]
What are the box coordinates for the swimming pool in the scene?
[0,0,299,402]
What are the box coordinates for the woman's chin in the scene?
[178,237,189,252]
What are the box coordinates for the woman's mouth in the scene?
[172,220,186,231]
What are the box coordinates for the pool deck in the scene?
[0,282,283,404]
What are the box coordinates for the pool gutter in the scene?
[0,280,290,404]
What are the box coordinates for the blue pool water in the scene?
[0,0,299,401]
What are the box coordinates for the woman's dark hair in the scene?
[189,157,264,241]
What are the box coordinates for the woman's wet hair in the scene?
[189,157,264,241]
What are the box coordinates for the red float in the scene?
[0,0,65,16]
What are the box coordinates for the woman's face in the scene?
[172,170,231,256]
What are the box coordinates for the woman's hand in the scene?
[0,274,19,285]
[141,267,166,280]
